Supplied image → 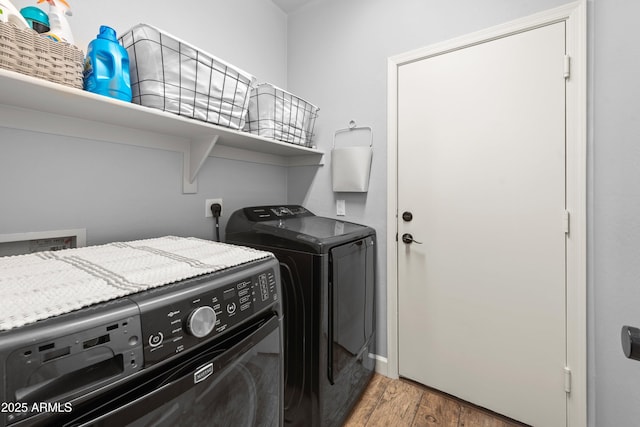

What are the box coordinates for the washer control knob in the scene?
[187,306,217,338]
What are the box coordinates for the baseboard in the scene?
[371,353,389,377]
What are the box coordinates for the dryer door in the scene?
[327,235,375,385]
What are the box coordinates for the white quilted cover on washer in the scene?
[0,236,270,331]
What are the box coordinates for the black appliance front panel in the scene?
[61,315,283,427]
[0,300,143,427]
[131,266,279,367]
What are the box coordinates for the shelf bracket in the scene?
[183,135,219,194]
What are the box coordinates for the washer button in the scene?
[149,332,164,347]
[227,302,237,315]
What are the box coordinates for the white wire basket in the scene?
[243,83,319,146]
[119,24,255,130]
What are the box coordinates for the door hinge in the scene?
[563,210,570,235]
[564,367,572,393]
[564,55,571,79]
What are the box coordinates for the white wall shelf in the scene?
[0,69,324,193]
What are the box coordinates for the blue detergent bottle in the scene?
[84,26,132,102]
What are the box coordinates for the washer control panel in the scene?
[136,267,279,366]
[243,205,313,221]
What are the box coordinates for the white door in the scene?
[397,22,567,427]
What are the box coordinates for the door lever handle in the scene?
[401,233,422,244]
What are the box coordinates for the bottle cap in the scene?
[20,6,50,33]
[20,6,50,26]
[97,25,117,41]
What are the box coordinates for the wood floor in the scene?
[343,374,529,427]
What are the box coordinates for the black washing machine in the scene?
[226,205,376,427]
[0,256,283,427]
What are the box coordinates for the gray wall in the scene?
[286,0,640,426]
[0,130,288,244]
[593,1,640,426]
[2,0,289,244]
[286,0,573,358]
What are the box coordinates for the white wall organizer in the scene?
[332,120,373,192]
[0,69,324,194]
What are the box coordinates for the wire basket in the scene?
[119,24,255,130]
[0,21,83,89]
[243,83,319,147]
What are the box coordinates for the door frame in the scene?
[385,1,587,426]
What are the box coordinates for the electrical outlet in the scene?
[205,199,223,218]
[336,200,346,216]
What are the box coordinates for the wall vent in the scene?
[0,229,86,256]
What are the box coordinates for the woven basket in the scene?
[0,21,83,89]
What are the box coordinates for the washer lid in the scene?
[251,216,375,253]
[257,216,368,239]
[226,205,376,253]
